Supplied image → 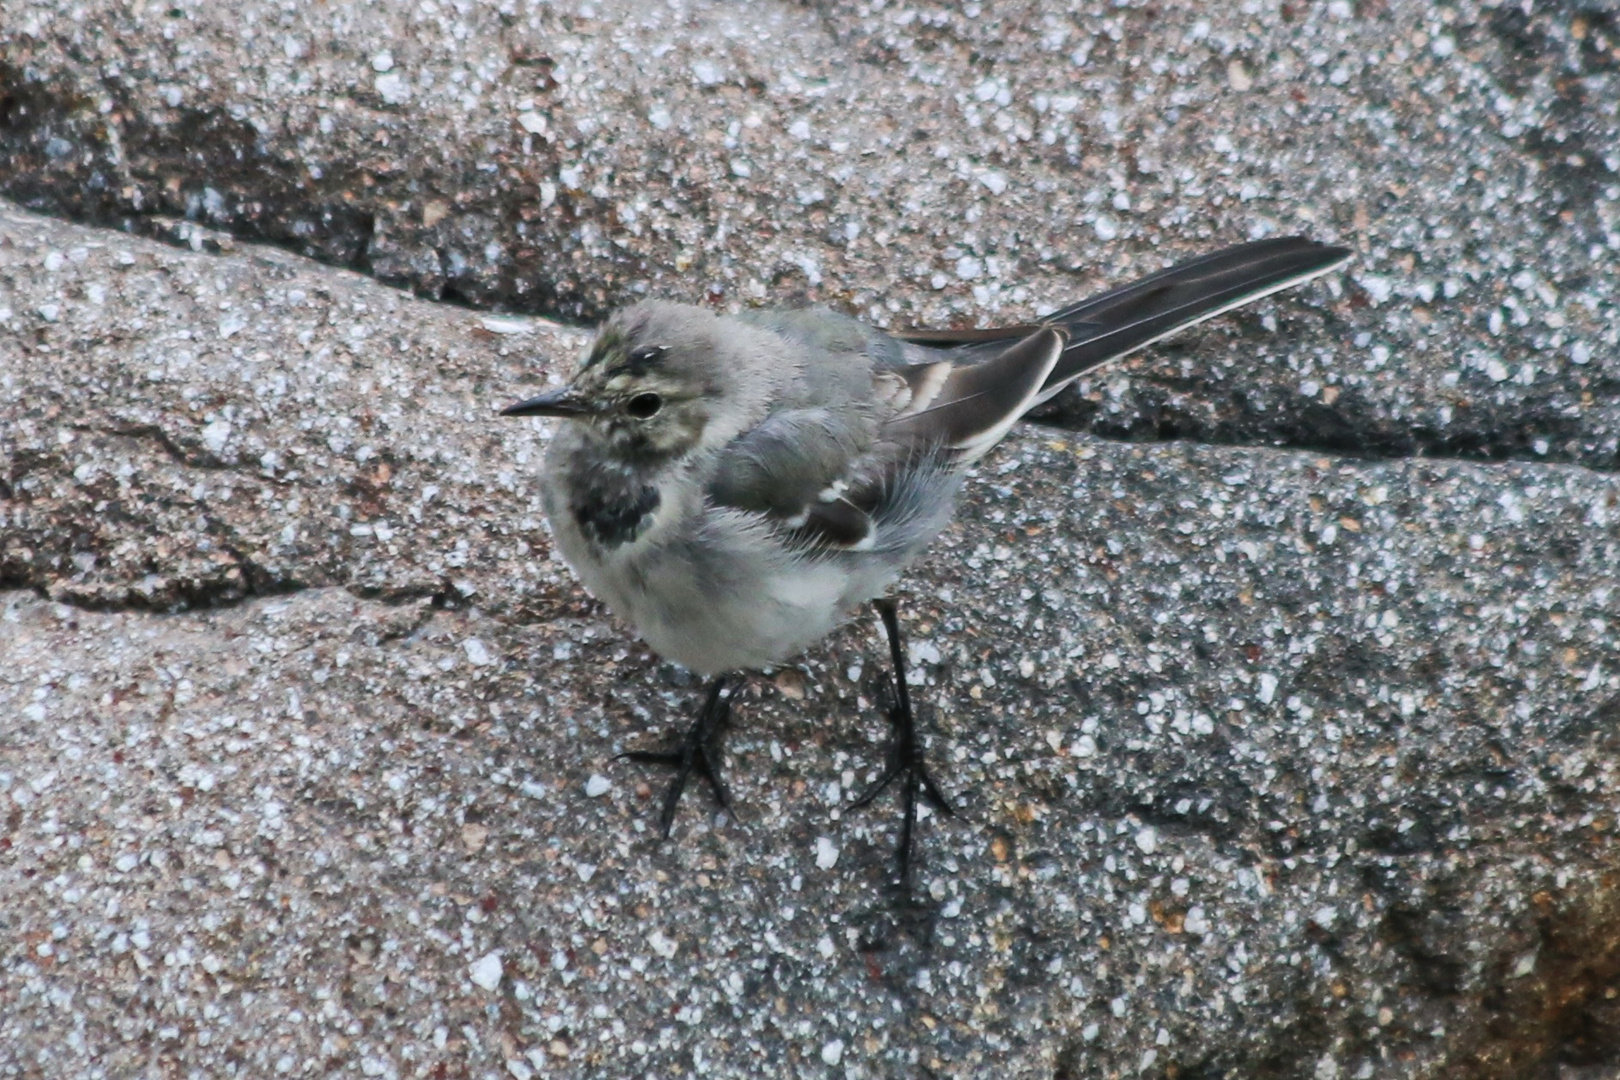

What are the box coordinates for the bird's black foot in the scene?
[617,675,733,836]
[852,598,953,891]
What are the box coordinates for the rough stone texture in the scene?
[5,203,1620,1078]
[0,202,580,612]
[5,0,1620,1074]
[3,0,1619,467]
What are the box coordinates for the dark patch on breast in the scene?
[572,477,660,548]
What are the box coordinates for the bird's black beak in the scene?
[500,386,595,418]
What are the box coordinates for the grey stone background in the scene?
[2,0,1619,1077]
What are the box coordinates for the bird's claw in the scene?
[616,677,733,836]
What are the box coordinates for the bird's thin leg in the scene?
[852,597,953,889]
[617,675,733,836]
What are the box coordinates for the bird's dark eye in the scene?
[625,392,663,419]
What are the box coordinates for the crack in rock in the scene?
[3,0,1619,474]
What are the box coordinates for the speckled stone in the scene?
[2,0,1618,468]
[4,203,1620,1078]
[0,201,577,611]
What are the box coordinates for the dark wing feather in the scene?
[884,327,1066,462]
[789,496,874,549]
[706,405,884,552]
[781,446,960,556]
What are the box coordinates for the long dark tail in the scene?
[1041,236,1351,390]
[895,236,1350,396]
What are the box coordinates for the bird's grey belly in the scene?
[629,561,851,673]
[551,500,883,675]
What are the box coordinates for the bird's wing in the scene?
[880,326,1066,463]
[738,327,1064,550]
[701,397,896,551]
[705,406,869,520]
[721,443,956,555]
[700,329,1060,553]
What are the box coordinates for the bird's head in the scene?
[502,301,755,462]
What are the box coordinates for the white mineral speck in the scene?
[1258,673,1278,705]
[584,774,612,798]
[462,638,493,666]
[1355,274,1393,305]
[469,951,503,991]
[821,1039,844,1065]
[1094,216,1118,240]
[1184,906,1210,934]
[479,315,531,335]
[647,930,678,959]
[815,836,839,870]
[371,51,394,72]
[979,171,1008,196]
[691,60,724,86]
[1135,827,1157,854]
[201,420,232,455]
[908,639,941,665]
[375,73,409,105]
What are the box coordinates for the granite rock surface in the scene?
[2,0,1620,1076]
[4,203,1620,1078]
[2,0,1618,466]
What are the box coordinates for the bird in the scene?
[502,236,1351,887]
